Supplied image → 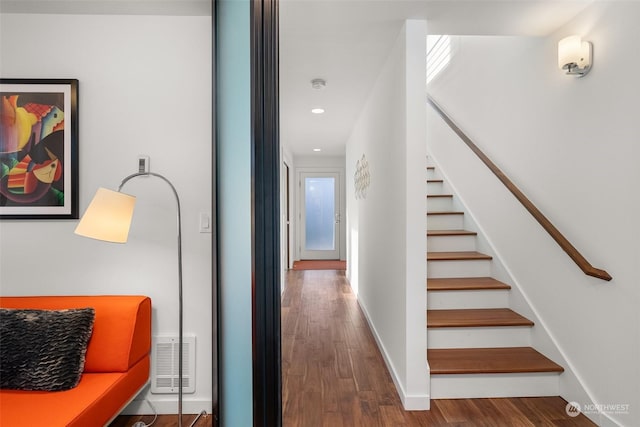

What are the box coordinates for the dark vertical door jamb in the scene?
[251,0,281,425]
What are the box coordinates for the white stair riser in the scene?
[427,169,438,180]
[427,235,476,252]
[427,327,531,349]
[427,182,444,194]
[427,214,464,230]
[430,373,560,399]
[427,260,491,278]
[427,197,453,212]
[427,289,509,309]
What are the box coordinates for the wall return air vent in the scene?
[151,335,196,394]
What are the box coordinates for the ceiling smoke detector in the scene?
[311,78,326,89]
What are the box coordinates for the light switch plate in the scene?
[199,212,212,233]
[138,155,150,173]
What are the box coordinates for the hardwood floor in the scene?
[282,269,597,426]
[114,269,595,426]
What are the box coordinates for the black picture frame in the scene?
[0,78,79,219]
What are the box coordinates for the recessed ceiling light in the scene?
[311,108,325,114]
[313,148,322,152]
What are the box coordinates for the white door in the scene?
[300,172,340,260]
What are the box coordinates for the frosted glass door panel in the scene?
[300,172,340,260]
[304,177,335,251]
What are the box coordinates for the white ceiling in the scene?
[0,0,593,158]
[280,0,593,157]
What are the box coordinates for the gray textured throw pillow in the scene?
[0,307,95,391]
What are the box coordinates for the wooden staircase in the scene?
[426,163,564,398]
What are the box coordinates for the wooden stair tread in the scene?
[427,211,464,215]
[427,229,477,237]
[427,251,492,261]
[427,194,453,198]
[427,179,443,183]
[427,277,511,291]
[427,308,533,328]
[428,347,564,374]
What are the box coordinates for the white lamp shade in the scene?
[558,35,590,70]
[74,187,136,243]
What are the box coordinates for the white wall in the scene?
[427,3,639,426]
[0,13,213,414]
[346,20,429,410]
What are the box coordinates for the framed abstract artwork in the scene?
[0,78,79,219]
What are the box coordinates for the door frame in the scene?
[284,161,291,268]
[250,0,281,425]
[295,168,345,261]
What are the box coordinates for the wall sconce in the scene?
[558,35,592,77]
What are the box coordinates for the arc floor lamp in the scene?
[75,171,202,427]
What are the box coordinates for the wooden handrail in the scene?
[427,96,612,281]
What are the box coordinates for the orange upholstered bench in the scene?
[0,295,151,427]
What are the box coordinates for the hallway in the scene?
[281,269,596,426]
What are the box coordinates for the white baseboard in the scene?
[598,412,621,427]
[403,394,431,411]
[357,299,430,410]
[595,408,628,427]
[120,398,213,415]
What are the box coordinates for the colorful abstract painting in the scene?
[0,79,78,219]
